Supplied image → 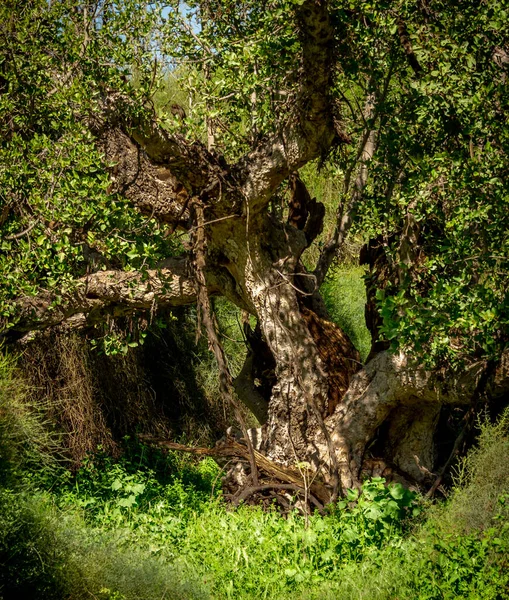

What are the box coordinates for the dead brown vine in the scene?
[191,198,259,486]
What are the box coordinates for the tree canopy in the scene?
[1,0,507,365]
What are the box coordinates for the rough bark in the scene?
[6,2,351,487]
[4,257,245,342]
[329,351,490,489]
[100,127,193,227]
[236,0,338,211]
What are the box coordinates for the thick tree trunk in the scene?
[211,214,328,464]
[7,206,506,493]
[329,351,489,489]
[224,216,505,491]
[210,213,360,492]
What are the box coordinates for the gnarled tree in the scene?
[1,0,508,500]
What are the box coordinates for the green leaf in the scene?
[117,495,137,508]
[389,484,405,500]
[111,479,122,491]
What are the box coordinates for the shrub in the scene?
[0,490,209,600]
[1,350,508,600]
[294,410,509,600]
[442,407,509,532]
[54,453,419,600]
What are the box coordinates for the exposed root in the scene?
[233,483,324,513]
[191,199,260,486]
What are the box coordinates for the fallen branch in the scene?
[139,435,331,504]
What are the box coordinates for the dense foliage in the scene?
[1,0,507,367]
[0,0,178,335]
[342,0,509,366]
[1,2,508,597]
[0,0,509,363]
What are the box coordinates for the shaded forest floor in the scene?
[1,346,508,600]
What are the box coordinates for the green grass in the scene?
[0,352,63,486]
[439,409,509,533]
[0,489,208,600]
[321,266,372,361]
[49,463,419,599]
[1,441,507,600]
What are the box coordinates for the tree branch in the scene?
[4,257,244,341]
[191,199,259,486]
[234,483,323,511]
[140,436,331,505]
[314,61,395,286]
[101,95,213,192]
[100,127,192,226]
[99,104,243,224]
[97,1,342,225]
[236,0,341,210]
[314,120,377,286]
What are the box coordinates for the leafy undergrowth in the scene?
[1,356,508,600]
[1,441,507,600]
[51,455,420,599]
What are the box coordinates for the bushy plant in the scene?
[0,490,209,600]
[443,408,509,532]
[52,449,420,599]
[1,365,508,600]
[327,478,420,556]
[0,490,69,600]
[297,412,509,600]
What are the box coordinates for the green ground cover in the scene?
[321,266,372,362]
[0,348,508,600]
